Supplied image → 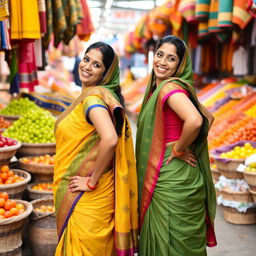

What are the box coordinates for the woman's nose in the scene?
[159,58,167,65]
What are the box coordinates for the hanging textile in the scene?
[43,0,82,48]
[232,0,253,29]
[0,20,11,50]
[38,0,47,34]
[247,0,256,18]
[18,41,39,92]
[208,0,222,33]
[195,0,210,20]
[10,0,41,39]
[218,0,233,27]
[76,0,94,41]
[7,49,20,94]
[0,0,9,21]
[179,0,197,23]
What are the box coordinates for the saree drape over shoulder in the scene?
[53,54,138,256]
[136,43,217,256]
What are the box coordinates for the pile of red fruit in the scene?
[0,192,25,219]
[0,134,18,148]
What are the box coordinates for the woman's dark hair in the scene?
[85,41,125,108]
[155,35,186,66]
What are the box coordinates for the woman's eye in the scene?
[94,63,100,68]
[169,57,176,62]
[84,57,89,62]
[156,52,162,57]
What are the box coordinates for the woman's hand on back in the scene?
[68,176,93,192]
[166,148,197,167]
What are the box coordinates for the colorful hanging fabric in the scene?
[10,0,41,39]
[37,0,47,34]
[0,0,9,21]
[232,0,253,29]
[179,0,197,23]
[0,20,11,50]
[18,41,39,92]
[76,0,94,41]
[169,0,183,33]
[208,0,222,33]
[218,0,233,27]
[247,0,256,18]
[195,0,210,20]
[43,0,82,48]
[198,21,209,37]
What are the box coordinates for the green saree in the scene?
[136,43,217,255]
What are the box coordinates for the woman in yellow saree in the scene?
[53,42,138,256]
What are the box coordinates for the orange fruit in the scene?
[0,192,8,201]
[0,208,5,215]
[0,198,5,208]
[16,203,24,210]
[3,211,11,218]
[4,201,12,211]
[1,165,9,173]
[10,207,18,216]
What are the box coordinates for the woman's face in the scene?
[79,49,106,87]
[153,42,180,85]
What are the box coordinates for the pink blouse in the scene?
[163,89,189,143]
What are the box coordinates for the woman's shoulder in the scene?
[159,82,188,99]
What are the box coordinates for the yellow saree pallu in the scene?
[53,84,138,255]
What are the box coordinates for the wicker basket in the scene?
[18,157,54,181]
[243,171,256,192]
[29,197,58,256]
[213,158,244,179]
[0,199,33,256]
[17,142,56,157]
[0,141,21,166]
[221,189,254,203]
[249,189,256,202]
[27,182,53,200]
[211,168,220,182]
[0,169,31,199]
[222,206,256,224]
[0,114,20,124]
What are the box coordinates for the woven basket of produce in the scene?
[0,139,21,166]
[213,158,244,179]
[221,188,254,203]
[249,189,256,202]
[0,167,31,199]
[243,171,256,192]
[222,206,256,225]
[27,182,53,200]
[211,168,220,182]
[17,142,56,157]
[0,114,20,124]
[0,199,33,256]
[29,197,57,256]
[18,155,54,181]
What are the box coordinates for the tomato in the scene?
[3,211,12,218]
[1,165,9,173]
[0,198,5,208]
[0,192,8,201]
[4,201,12,211]
[0,208,5,215]
[10,207,18,216]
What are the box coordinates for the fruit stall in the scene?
[0,97,57,255]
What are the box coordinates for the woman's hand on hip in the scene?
[68,176,92,193]
[166,149,197,167]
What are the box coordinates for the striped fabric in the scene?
[195,0,210,20]
[208,0,222,33]
[0,0,8,21]
[179,0,197,22]
[232,0,253,29]
[0,20,11,50]
[218,0,233,27]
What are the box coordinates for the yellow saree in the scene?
[53,53,138,256]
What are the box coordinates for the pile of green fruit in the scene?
[3,109,56,143]
[0,98,40,116]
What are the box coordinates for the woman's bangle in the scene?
[172,144,185,157]
[87,178,97,190]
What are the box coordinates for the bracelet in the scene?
[87,178,97,190]
[172,144,185,157]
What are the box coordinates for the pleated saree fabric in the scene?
[136,42,217,256]
[53,53,138,256]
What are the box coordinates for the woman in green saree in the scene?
[136,35,217,255]
[53,42,138,255]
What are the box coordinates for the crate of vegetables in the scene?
[19,154,54,181]
[0,166,31,199]
[0,192,33,256]
[211,141,256,179]
[0,135,21,166]
[27,182,53,200]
